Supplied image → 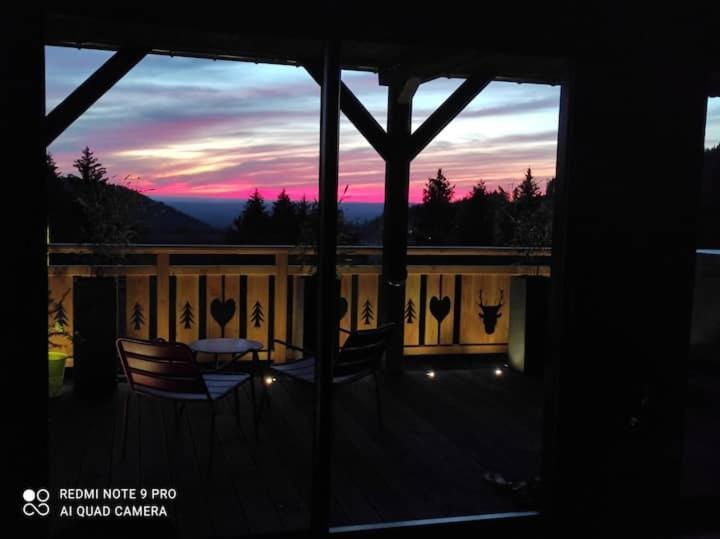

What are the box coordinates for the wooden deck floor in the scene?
[49,364,544,538]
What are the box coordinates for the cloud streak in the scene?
[46,46,561,203]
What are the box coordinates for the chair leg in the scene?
[121,391,131,460]
[373,371,383,436]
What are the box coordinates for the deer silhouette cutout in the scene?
[478,290,504,334]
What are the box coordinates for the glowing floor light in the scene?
[494,368,503,377]
[426,370,436,379]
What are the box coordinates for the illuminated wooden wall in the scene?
[48,246,550,365]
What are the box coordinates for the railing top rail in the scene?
[48,243,552,257]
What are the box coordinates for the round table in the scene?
[189,338,263,371]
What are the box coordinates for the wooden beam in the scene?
[45,48,147,145]
[305,63,388,160]
[408,73,494,160]
[381,81,413,375]
[397,77,421,105]
[311,40,341,537]
[378,50,479,86]
[155,253,170,339]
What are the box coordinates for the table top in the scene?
[189,338,262,355]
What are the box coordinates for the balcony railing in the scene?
[48,244,551,365]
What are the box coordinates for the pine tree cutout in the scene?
[404,299,416,324]
[250,301,264,328]
[180,301,194,329]
[53,290,70,330]
[130,303,145,330]
[361,299,374,325]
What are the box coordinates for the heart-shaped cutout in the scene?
[429,296,451,323]
[210,298,236,328]
[338,297,348,320]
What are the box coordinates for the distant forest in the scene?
[222,167,555,247]
[47,147,220,244]
[47,145,720,248]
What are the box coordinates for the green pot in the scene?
[49,351,68,398]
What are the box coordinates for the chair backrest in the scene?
[335,324,395,377]
[116,338,209,399]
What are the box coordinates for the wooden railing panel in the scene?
[174,275,199,345]
[339,274,352,347]
[289,276,305,359]
[156,253,170,340]
[47,244,552,363]
[205,275,239,339]
[355,274,380,330]
[126,276,151,341]
[48,275,74,365]
[403,274,421,346]
[459,274,511,346]
[273,253,288,361]
[245,275,270,349]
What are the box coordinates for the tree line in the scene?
[227,168,555,247]
[409,168,554,247]
[47,146,556,247]
[44,143,720,249]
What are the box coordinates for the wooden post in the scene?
[311,39,341,537]
[381,81,412,375]
[156,253,170,340]
[6,14,47,538]
[543,56,708,535]
[274,251,288,361]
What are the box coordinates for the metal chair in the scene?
[266,324,396,432]
[115,338,258,473]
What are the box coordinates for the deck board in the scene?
[49,365,543,537]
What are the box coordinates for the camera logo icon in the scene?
[22,489,50,517]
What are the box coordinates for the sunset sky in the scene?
[46,46,720,204]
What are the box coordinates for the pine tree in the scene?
[250,301,264,328]
[509,168,549,248]
[361,299,374,325]
[228,189,270,243]
[456,180,494,245]
[413,168,457,244]
[180,301,194,329]
[512,168,541,214]
[404,299,416,324]
[270,189,298,243]
[423,168,455,206]
[130,303,145,330]
[73,146,108,183]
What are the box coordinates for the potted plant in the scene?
[48,148,140,400]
